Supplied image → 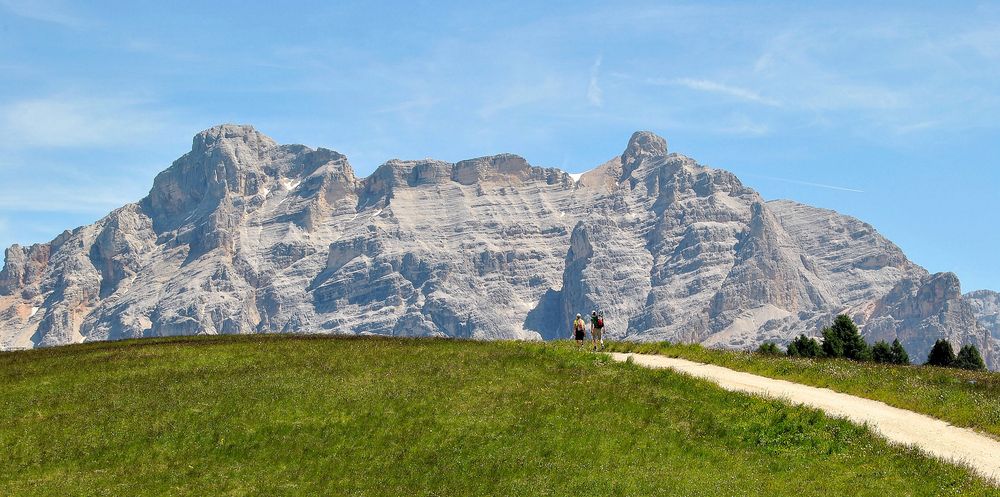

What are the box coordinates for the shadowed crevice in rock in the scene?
[524,288,564,340]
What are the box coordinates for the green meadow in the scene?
[0,335,993,496]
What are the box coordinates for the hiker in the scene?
[590,310,605,351]
[572,313,586,346]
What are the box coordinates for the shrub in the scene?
[954,344,986,371]
[871,340,893,363]
[926,339,956,367]
[889,339,910,365]
[786,334,822,358]
[821,315,870,361]
[756,342,782,356]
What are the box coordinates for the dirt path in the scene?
[609,352,1000,485]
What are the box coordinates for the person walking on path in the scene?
[572,314,586,347]
[590,310,605,351]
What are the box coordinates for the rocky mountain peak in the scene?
[144,125,284,225]
[968,289,1000,301]
[622,131,667,164]
[191,124,277,154]
[620,131,668,179]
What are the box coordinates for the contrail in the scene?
[745,174,865,193]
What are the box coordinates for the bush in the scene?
[821,315,870,361]
[871,340,893,363]
[926,339,956,367]
[786,334,822,358]
[954,344,986,371]
[756,342,782,356]
[889,339,910,365]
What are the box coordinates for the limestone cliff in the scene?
[1,125,994,369]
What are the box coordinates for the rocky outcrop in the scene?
[966,290,1000,365]
[967,290,1000,339]
[861,273,992,366]
[1,125,995,369]
[767,200,923,307]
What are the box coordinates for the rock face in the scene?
[1,125,996,369]
[967,290,1000,340]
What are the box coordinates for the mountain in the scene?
[967,290,1000,341]
[1,125,995,368]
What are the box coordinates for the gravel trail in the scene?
[610,352,1000,485]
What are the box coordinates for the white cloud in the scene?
[893,120,941,135]
[587,55,603,107]
[720,114,770,136]
[671,78,781,107]
[943,27,1000,60]
[750,29,910,114]
[0,0,88,28]
[0,95,180,149]
[0,181,147,214]
[477,76,566,119]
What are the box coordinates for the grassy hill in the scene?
[0,335,994,496]
[605,341,1000,438]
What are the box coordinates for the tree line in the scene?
[756,315,987,371]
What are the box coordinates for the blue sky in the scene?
[0,1,998,292]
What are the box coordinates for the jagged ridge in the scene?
[1,125,995,368]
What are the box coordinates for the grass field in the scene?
[605,341,1000,439]
[0,335,994,496]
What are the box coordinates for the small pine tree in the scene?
[821,327,843,358]
[926,339,956,367]
[787,334,822,358]
[756,342,782,356]
[889,339,910,365]
[954,344,986,371]
[821,315,870,361]
[871,340,893,363]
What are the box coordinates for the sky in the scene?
[0,0,998,292]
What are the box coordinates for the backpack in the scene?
[596,316,604,328]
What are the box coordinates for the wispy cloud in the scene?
[751,28,910,114]
[720,114,770,136]
[893,120,942,135]
[587,55,603,107]
[477,76,566,119]
[374,95,440,115]
[0,180,149,214]
[745,174,865,193]
[0,95,182,149]
[121,38,201,62]
[0,0,89,28]
[671,78,781,106]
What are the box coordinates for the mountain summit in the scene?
[1,125,995,368]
